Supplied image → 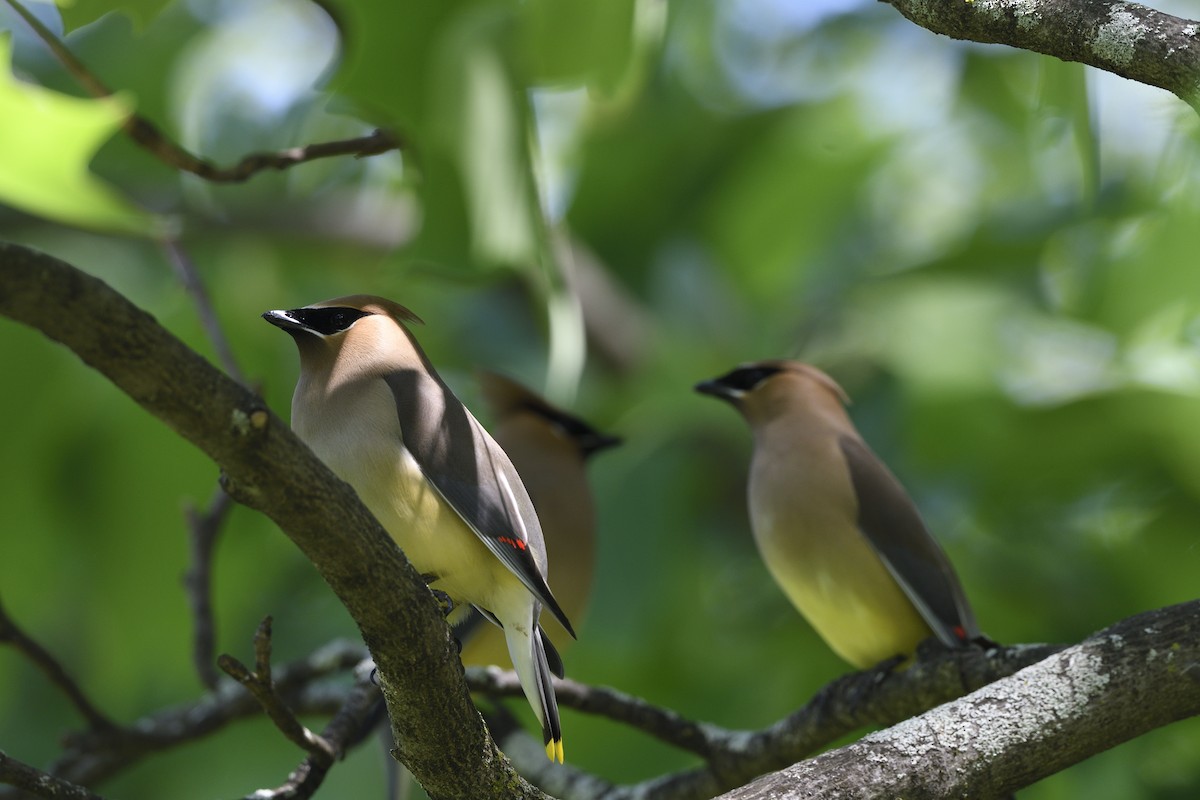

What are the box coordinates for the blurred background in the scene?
[1,0,1199,797]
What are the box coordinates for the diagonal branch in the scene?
[2,0,403,182]
[717,599,1200,799]
[163,241,247,386]
[218,617,339,762]
[0,595,115,732]
[883,0,1200,113]
[241,660,385,800]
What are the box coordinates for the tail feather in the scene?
[540,626,565,679]
[533,625,563,762]
[503,606,564,763]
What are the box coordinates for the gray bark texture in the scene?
[717,601,1200,799]
[884,0,1200,111]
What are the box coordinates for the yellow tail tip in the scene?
[544,738,564,763]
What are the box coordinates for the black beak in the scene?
[695,378,735,400]
[262,309,305,331]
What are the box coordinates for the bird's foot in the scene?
[429,588,456,617]
[419,573,457,618]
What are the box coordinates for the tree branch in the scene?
[163,241,247,386]
[480,641,1059,799]
[182,484,233,690]
[883,0,1200,112]
[0,241,544,800]
[5,640,368,795]
[717,599,1200,799]
[0,642,373,800]
[0,755,103,800]
[2,0,403,182]
[218,618,339,762]
[238,658,383,800]
[0,595,115,732]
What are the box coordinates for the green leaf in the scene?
[430,8,538,268]
[318,0,480,129]
[518,0,637,93]
[0,36,163,235]
[54,0,171,33]
[322,0,541,272]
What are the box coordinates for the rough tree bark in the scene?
[717,601,1200,799]
[883,0,1200,113]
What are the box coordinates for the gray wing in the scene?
[384,368,575,638]
[838,435,978,646]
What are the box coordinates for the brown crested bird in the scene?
[696,360,982,669]
[264,295,572,762]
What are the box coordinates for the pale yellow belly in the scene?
[755,518,932,669]
[292,380,531,628]
[311,432,526,624]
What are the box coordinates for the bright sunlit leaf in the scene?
[0,36,163,235]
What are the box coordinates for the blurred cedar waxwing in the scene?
[695,360,981,670]
[458,372,620,668]
[263,295,573,762]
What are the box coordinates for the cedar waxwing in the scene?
[695,360,981,670]
[458,372,620,668]
[263,295,574,762]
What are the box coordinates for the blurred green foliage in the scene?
[1,0,1199,798]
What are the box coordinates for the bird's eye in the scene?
[290,306,369,336]
[725,366,779,391]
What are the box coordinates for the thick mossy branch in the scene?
[0,241,546,800]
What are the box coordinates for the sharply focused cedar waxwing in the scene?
[263,295,574,762]
[695,360,981,670]
[458,372,620,668]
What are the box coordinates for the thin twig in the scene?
[162,241,247,385]
[3,0,403,183]
[241,661,384,800]
[162,238,245,691]
[183,485,235,690]
[163,239,247,690]
[218,618,339,762]
[0,753,105,800]
[2,0,109,97]
[19,640,369,795]
[469,665,712,758]
[0,595,115,732]
[151,128,402,184]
